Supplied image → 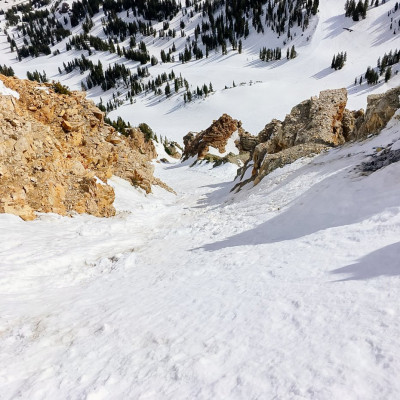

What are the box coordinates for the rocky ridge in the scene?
[0,75,170,220]
[181,86,400,190]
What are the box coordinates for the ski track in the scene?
[1,119,400,399]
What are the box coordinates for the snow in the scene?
[1,0,399,142]
[0,80,19,98]
[1,0,400,398]
[1,115,400,399]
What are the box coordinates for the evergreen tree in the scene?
[385,66,392,82]
[165,82,171,97]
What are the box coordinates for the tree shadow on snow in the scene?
[323,14,358,40]
[331,242,400,281]
[311,67,335,80]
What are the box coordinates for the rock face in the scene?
[259,88,348,154]
[0,75,168,220]
[235,86,400,189]
[354,86,400,139]
[182,114,242,160]
[235,89,348,189]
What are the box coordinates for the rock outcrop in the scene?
[354,86,400,140]
[182,114,242,161]
[0,75,169,220]
[235,89,348,189]
[235,86,400,189]
[258,88,348,154]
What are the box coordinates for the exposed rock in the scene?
[258,119,283,146]
[360,147,400,174]
[182,114,241,160]
[234,89,348,189]
[237,131,259,153]
[342,109,364,141]
[0,75,171,220]
[261,89,348,154]
[234,86,400,190]
[164,142,182,159]
[354,87,400,140]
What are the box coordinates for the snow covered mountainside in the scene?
[1,107,400,399]
[0,0,399,141]
[1,0,400,399]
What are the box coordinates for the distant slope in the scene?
[0,0,399,141]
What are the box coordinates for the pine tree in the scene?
[385,66,392,82]
[165,82,171,97]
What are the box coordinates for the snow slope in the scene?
[1,112,400,399]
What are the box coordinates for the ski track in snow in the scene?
[1,117,400,399]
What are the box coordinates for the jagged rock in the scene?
[258,119,283,146]
[342,109,364,141]
[354,87,400,139]
[235,89,348,189]
[61,119,73,132]
[182,114,241,160]
[235,86,400,189]
[0,75,171,220]
[361,148,400,173]
[237,131,259,153]
[261,89,348,154]
[128,127,157,158]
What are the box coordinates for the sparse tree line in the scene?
[3,0,320,67]
[388,2,400,35]
[344,0,368,21]
[0,64,15,76]
[56,53,213,108]
[355,49,399,85]
[331,52,347,70]
[27,70,48,82]
[259,46,281,62]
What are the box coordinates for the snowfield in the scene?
[1,0,400,398]
[1,113,400,399]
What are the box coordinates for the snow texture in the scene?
[0,80,19,99]
[1,0,400,398]
[1,116,400,399]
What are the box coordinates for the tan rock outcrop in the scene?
[260,89,348,154]
[235,86,400,189]
[182,114,242,160]
[0,75,170,220]
[354,86,400,139]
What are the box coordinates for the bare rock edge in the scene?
[0,75,173,221]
